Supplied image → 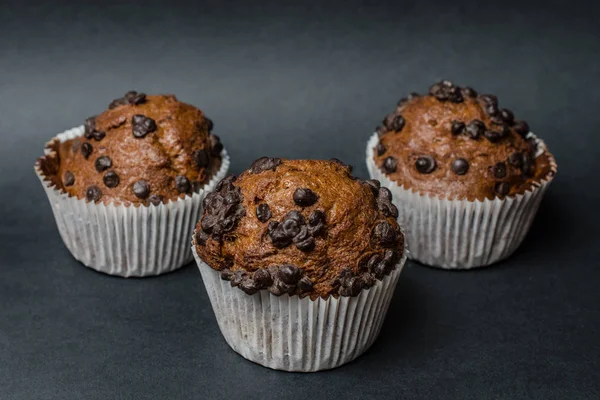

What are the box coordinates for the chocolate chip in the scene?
[131,114,157,138]
[462,87,478,97]
[364,179,381,196]
[253,269,273,288]
[249,157,282,174]
[513,120,530,137]
[239,279,259,295]
[494,182,510,196]
[81,142,93,159]
[466,120,485,139]
[193,149,210,168]
[397,97,408,107]
[377,188,398,218]
[447,86,463,103]
[205,117,214,132]
[125,91,146,105]
[484,103,499,116]
[103,171,120,188]
[63,171,75,187]
[108,98,127,109]
[451,158,469,175]
[480,94,498,106]
[133,180,150,199]
[295,236,315,252]
[298,276,313,292]
[493,162,507,179]
[372,221,397,248]
[230,271,245,287]
[209,134,223,157]
[508,152,523,168]
[267,221,291,248]
[390,115,405,132]
[94,156,112,172]
[84,116,96,137]
[362,273,376,287]
[376,142,386,156]
[375,126,386,136]
[484,130,504,143]
[501,109,514,125]
[415,155,436,174]
[175,175,191,193]
[451,120,465,135]
[256,203,272,223]
[278,264,300,284]
[195,229,209,245]
[293,188,318,207]
[149,194,163,206]
[92,131,106,141]
[85,185,102,202]
[330,158,353,173]
[383,156,397,173]
[308,210,326,235]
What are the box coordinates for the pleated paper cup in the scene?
[366,133,557,270]
[35,126,230,277]
[192,244,407,372]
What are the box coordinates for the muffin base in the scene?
[192,245,406,372]
[366,132,556,269]
[35,126,230,277]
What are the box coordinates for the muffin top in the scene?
[37,91,223,205]
[194,158,405,299]
[372,80,556,201]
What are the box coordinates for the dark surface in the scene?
[1,1,599,399]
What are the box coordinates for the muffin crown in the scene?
[373,81,555,200]
[37,91,223,205]
[194,158,405,299]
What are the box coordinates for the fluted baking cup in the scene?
[35,126,230,277]
[192,245,406,372]
[366,133,556,269]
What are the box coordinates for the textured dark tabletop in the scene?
[1,0,599,399]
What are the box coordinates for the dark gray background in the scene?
[1,0,599,399]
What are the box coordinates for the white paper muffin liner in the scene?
[35,126,230,277]
[192,245,407,372]
[366,133,557,269]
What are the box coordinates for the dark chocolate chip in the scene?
[209,134,223,157]
[447,86,463,103]
[494,182,510,196]
[462,87,478,97]
[293,188,318,207]
[484,103,499,116]
[390,115,405,132]
[362,273,376,287]
[308,210,326,235]
[175,175,191,193]
[108,98,127,109]
[193,149,210,168]
[513,120,530,137]
[84,116,96,136]
[256,203,272,223]
[92,131,106,141]
[295,236,315,252]
[378,187,392,201]
[278,264,300,284]
[103,170,120,188]
[383,156,397,173]
[249,157,282,174]
[466,120,485,139]
[508,152,524,168]
[480,94,498,106]
[376,142,386,156]
[501,109,515,125]
[149,194,163,206]
[298,276,313,292]
[329,158,353,173]
[131,114,157,138]
[451,120,465,135]
[195,229,209,245]
[484,130,504,143]
[230,271,245,287]
[267,221,292,248]
[63,171,75,187]
[133,180,150,199]
[451,158,469,175]
[253,269,273,288]
[205,117,214,132]
[85,185,102,202]
[415,155,437,174]
[397,97,408,107]
[125,91,146,105]
[364,179,381,196]
[94,156,112,172]
[372,221,397,248]
[219,269,233,281]
[493,162,507,179]
[81,142,93,159]
[239,279,259,295]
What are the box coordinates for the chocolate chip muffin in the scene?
[39,91,223,205]
[366,80,556,269]
[194,158,404,299]
[35,91,230,277]
[192,157,407,371]
[372,81,555,201]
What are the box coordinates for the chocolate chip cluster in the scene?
[62,91,221,204]
[267,209,326,252]
[375,80,540,197]
[197,175,246,242]
[220,264,314,297]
